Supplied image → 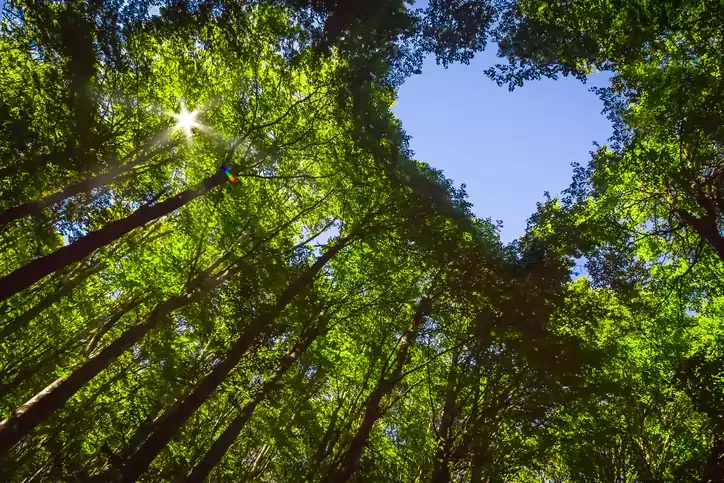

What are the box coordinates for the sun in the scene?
[172,104,199,137]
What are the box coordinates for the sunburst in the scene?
[172,103,199,138]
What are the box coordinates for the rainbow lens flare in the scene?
[221,164,237,184]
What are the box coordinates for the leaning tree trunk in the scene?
[305,393,346,483]
[109,236,352,483]
[0,140,180,229]
[0,166,229,302]
[0,294,144,398]
[0,262,103,340]
[84,296,144,355]
[326,297,429,483]
[0,334,82,399]
[185,321,323,482]
[0,257,237,453]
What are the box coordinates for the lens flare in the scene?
[221,164,237,184]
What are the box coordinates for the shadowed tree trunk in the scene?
[432,348,460,483]
[0,256,239,453]
[185,321,324,482]
[0,140,180,228]
[326,297,430,483]
[0,294,144,399]
[0,262,103,340]
[84,295,144,355]
[676,208,724,263]
[107,235,353,482]
[468,382,502,483]
[305,393,347,483]
[705,439,724,483]
[0,164,231,302]
[0,337,81,399]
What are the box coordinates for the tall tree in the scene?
[106,231,359,481]
[325,297,430,483]
[185,316,326,482]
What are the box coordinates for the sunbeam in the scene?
[172,103,199,138]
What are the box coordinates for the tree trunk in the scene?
[109,236,352,482]
[0,259,234,453]
[676,209,724,262]
[0,262,103,340]
[327,297,429,483]
[242,444,270,483]
[85,296,144,355]
[0,141,179,228]
[0,168,227,302]
[432,352,459,483]
[0,339,76,399]
[468,415,493,483]
[185,322,322,483]
[0,294,143,399]
[305,394,346,483]
[704,438,724,483]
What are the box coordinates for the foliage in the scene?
[0,0,722,482]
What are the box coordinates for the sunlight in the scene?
[172,103,199,138]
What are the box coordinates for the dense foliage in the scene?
[0,0,721,482]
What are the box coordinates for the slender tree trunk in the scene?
[185,322,323,482]
[85,296,144,355]
[0,141,179,228]
[704,438,724,483]
[243,444,270,483]
[0,294,142,399]
[124,401,167,458]
[432,353,458,483]
[470,465,482,483]
[0,168,228,302]
[327,298,430,483]
[0,355,57,400]
[0,335,82,399]
[306,394,346,483]
[468,412,494,483]
[0,259,235,453]
[469,375,503,483]
[0,263,103,340]
[108,237,352,482]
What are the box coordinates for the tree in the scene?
[3,0,721,481]
[185,316,327,482]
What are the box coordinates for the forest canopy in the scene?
[0,0,722,482]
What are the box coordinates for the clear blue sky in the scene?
[0,0,611,243]
[392,50,612,242]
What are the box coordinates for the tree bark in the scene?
[676,209,724,262]
[0,168,227,302]
[326,297,429,483]
[0,294,142,398]
[0,259,234,453]
[0,141,179,228]
[242,444,270,483]
[185,322,323,482]
[108,236,352,482]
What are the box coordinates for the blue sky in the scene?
[392,50,612,242]
[0,0,611,243]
